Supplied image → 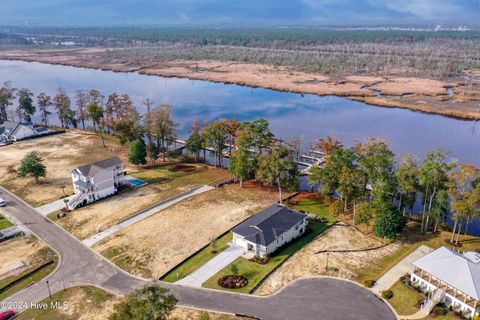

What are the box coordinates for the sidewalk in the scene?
[82,185,214,247]
[371,245,433,294]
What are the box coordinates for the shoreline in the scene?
[1,49,479,121]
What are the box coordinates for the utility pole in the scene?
[46,280,52,300]
[62,276,66,292]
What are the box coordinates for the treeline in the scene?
[5,26,480,47]
[308,137,480,243]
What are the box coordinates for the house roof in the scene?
[75,156,123,177]
[231,204,307,247]
[74,179,93,189]
[0,121,34,136]
[413,246,480,300]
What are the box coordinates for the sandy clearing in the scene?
[0,237,47,279]
[55,165,229,240]
[0,130,128,206]
[94,184,279,279]
[372,77,450,96]
[170,308,247,320]
[255,224,401,295]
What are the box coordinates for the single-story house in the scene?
[0,121,50,142]
[231,203,308,257]
[410,246,480,318]
[68,156,126,209]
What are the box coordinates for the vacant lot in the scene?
[170,308,252,320]
[255,224,400,295]
[0,131,127,206]
[94,184,279,279]
[0,236,47,280]
[15,286,121,320]
[53,164,229,240]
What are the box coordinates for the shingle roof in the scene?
[413,247,480,300]
[75,156,123,177]
[231,204,307,246]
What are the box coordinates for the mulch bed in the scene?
[168,164,197,172]
[288,192,324,205]
[444,239,463,248]
[218,275,248,289]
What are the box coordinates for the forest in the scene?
[1,27,480,77]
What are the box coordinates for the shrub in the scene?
[364,280,375,288]
[382,290,394,300]
[434,306,447,316]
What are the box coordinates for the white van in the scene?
[0,198,6,207]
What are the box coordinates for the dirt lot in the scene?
[94,184,279,279]
[255,224,401,295]
[54,165,229,240]
[1,48,479,120]
[170,308,250,320]
[0,130,127,206]
[0,236,48,279]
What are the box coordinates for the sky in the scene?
[0,0,479,26]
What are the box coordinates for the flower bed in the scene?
[218,275,248,289]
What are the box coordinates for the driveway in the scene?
[35,196,74,216]
[176,245,245,287]
[372,244,433,294]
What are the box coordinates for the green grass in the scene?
[290,197,334,223]
[202,221,332,293]
[15,286,116,320]
[387,281,423,315]
[161,232,233,282]
[0,215,13,231]
[0,257,58,301]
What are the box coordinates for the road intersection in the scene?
[0,186,396,320]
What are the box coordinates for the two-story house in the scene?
[68,156,126,209]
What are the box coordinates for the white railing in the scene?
[68,191,87,209]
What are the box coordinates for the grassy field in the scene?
[202,221,332,293]
[0,247,58,301]
[15,286,120,320]
[161,232,232,282]
[386,281,423,315]
[0,215,13,231]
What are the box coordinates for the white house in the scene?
[0,121,50,142]
[68,156,126,209]
[231,204,308,257]
[410,246,480,318]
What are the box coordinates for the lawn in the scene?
[386,281,423,315]
[0,215,13,231]
[161,232,232,282]
[15,286,120,320]
[290,196,334,223]
[202,221,332,293]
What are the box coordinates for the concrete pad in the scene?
[371,244,433,294]
[176,245,245,287]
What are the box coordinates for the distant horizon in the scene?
[1,0,478,27]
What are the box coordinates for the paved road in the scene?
[0,187,397,320]
[176,245,245,287]
[35,195,74,217]
[83,185,214,247]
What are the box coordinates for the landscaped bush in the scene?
[433,305,447,316]
[249,255,270,265]
[382,289,394,300]
[364,280,375,288]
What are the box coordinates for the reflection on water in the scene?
[1,60,478,164]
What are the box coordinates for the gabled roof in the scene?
[75,156,123,178]
[413,246,480,300]
[231,204,307,247]
[0,121,34,136]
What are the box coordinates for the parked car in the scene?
[0,310,15,320]
[0,198,5,207]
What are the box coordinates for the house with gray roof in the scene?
[410,246,480,317]
[68,156,126,209]
[231,204,308,257]
[0,121,50,142]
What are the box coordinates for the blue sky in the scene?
[1,0,478,26]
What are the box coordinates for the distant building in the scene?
[0,121,50,142]
[411,246,480,318]
[68,157,126,209]
[231,204,308,257]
